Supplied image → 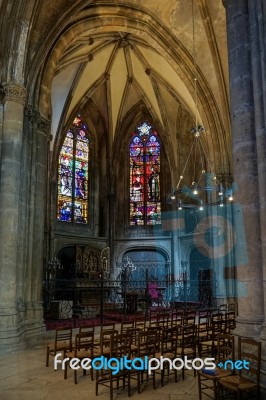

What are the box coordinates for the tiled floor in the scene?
[0,329,201,400]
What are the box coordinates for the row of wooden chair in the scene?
[46,311,236,370]
[46,318,262,398]
[61,325,261,400]
[95,324,199,399]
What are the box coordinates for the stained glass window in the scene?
[57,114,89,224]
[130,122,161,226]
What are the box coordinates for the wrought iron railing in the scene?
[43,275,218,326]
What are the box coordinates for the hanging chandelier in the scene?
[167,0,233,212]
[167,122,234,211]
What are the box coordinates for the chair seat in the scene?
[201,340,217,347]
[93,346,111,356]
[66,349,90,358]
[155,351,175,359]
[198,331,209,337]
[219,375,258,391]
[178,347,195,356]
[130,344,138,352]
[48,341,70,351]
[97,369,128,382]
[199,368,232,380]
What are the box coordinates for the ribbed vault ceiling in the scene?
[0,0,231,172]
[51,31,200,141]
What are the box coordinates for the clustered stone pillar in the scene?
[34,117,50,317]
[226,0,264,337]
[24,115,50,327]
[0,82,27,349]
[226,0,266,388]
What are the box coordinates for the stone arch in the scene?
[29,4,230,173]
[113,245,170,281]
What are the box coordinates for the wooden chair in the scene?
[198,333,235,400]
[171,310,184,327]
[197,310,211,347]
[218,337,261,400]
[225,311,236,333]
[148,309,158,327]
[156,311,170,328]
[177,324,197,380]
[219,303,228,314]
[94,329,119,358]
[155,326,179,386]
[64,331,94,383]
[129,330,157,394]
[126,327,141,355]
[211,311,224,322]
[95,332,131,400]
[199,319,227,358]
[120,320,134,334]
[134,315,146,330]
[228,302,238,316]
[94,323,116,346]
[100,323,116,333]
[183,314,196,326]
[46,326,72,367]
[79,325,95,334]
[146,326,161,351]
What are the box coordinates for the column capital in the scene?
[1,82,27,106]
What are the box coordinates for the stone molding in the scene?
[1,82,27,106]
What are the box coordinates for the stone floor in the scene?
[0,329,201,400]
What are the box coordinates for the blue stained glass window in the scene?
[57,115,89,223]
[129,122,161,226]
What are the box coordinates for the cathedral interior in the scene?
[1,0,266,394]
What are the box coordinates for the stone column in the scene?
[0,82,27,349]
[226,0,264,337]
[25,115,50,329]
[246,1,266,336]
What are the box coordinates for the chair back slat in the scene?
[239,337,261,381]
[55,326,72,349]
[120,321,134,334]
[217,333,235,362]
[114,333,132,358]
[74,332,94,357]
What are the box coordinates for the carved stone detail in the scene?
[37,116,50,137]
[24,104,35,122]
[2,82,27,105]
